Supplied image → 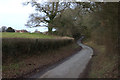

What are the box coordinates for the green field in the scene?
[1,32,54,39]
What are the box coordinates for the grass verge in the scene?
[1,32,54,39]
[2,43,81,78]
[82,41,118,78]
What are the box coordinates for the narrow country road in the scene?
[31,40,93,78]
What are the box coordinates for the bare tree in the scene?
[1,26,7,32]
[25,0,71,33]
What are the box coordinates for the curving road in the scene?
[31,40,93,78]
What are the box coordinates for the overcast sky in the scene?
[1,0,115,32]
[0,0,48,32]
[0,0,83,33]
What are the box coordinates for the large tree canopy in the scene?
[25,1,97,34]
[51,2,96,39]
[25,0,71,33]
[81,2,119,57]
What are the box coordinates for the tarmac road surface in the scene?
[31,40,93,78]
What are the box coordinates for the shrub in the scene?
[6,27,15,32]
[2,38,74,61]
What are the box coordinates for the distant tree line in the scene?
[0,26,15,32]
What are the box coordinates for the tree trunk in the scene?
[48,27,53,34]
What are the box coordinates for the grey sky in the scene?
[0,0,48,32]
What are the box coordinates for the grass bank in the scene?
[1,32,54,39]
[83,41,118,78]
[2,43,81,78]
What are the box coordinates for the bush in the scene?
[6,27,15,32]
[2,38,74,60]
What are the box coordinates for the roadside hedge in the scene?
[2,38,74,58]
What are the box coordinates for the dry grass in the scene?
[84,41,118,78]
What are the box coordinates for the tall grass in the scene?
[84,41,118,78]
